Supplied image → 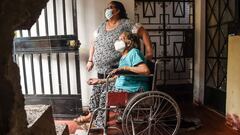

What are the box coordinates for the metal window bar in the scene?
[56,53,62,94]
[14,35,80,95]
[48,53,53,94]
[53,0,58,35]
[22,54,28,94]
[72,0,78,37]
[75,51,81,94]
[44,7,49,36]
[36,20,40,37]
[39,53,45,94]
[14,35,81,117]
[135,0,194,86]
[66,53,71,95]
[62,0,67,35]
[17,0,78,37]
[13,0,81,118]
[31,54,36,94]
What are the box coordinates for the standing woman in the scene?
[74,1,153,125]
[87,1,153,76]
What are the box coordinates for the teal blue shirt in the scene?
[115,48,149,93]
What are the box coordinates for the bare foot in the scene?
[73,113,92,125]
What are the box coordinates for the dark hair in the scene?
[110,1,128,19]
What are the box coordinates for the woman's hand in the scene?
[86,61,94,71]
[87,78,100,85]
[87,45,95,71]
[109,67,125,76]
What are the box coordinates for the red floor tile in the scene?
[55,119,80,134]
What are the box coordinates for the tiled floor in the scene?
[55,104,237,135]
[54,88,237,135]
[178,104,237,135]
[55,119,80,134]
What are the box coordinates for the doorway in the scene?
[205,0,236,114]
[13,0,82,118]
[135,0,195,97]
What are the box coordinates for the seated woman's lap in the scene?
[89,82,145,112]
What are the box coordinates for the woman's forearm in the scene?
[99,76,117,83]
[123,64,150,75]
[142,31,153,60]
[138,27,153,60]
[88,45,95,61]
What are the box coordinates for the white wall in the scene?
[193,0,205,104]
[226,35,240,121]
[76,0,135,106]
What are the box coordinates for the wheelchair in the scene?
[87,60,181,135]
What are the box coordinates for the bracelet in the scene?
[88,61,93,63]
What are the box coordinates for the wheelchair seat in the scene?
[107,91,141,107]
[107,91,129,107]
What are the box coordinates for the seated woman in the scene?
[74,31,150,127]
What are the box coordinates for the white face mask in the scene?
[114,40,126,53]
[105,9,113,20]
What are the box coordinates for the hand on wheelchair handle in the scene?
[109,67,137,77]
[87,78,100,85]
[109,68,124,76]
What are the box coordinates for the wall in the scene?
[193,0,205,104]
[226,35,240,131]
[0,0,48,134]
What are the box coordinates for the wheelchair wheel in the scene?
[122,91,181,135]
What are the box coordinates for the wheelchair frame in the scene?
[87,60,181,135]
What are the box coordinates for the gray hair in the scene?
[122,31,140,49]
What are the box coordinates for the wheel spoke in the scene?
[135,125,150,135]
[122,92,180,135]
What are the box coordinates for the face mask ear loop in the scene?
[114,9,120,17]
[125,40,132,48]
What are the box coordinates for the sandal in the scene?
[73,115,90,125]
